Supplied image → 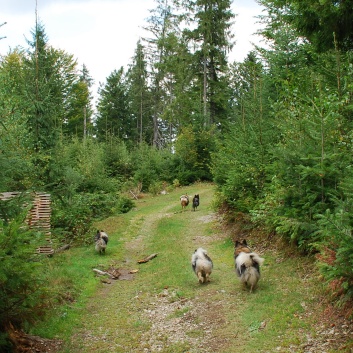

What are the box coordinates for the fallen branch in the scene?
[55,244,70,253]
[93,268,121,279]
[93,268,115,278]
[138,253,158,264]
[130,190,138,200]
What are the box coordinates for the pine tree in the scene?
[143,0,181,147]
[184,0,234,127]
[80,64,94,139]
[24,21,60,154]
[127,40,152,144]
[258,0,353,53]
[95,68,133,143]
[64,64,94,139]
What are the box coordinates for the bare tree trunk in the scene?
[203,57,208,125]
[83,106,87,139]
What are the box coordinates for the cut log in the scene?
[137,253,158,263]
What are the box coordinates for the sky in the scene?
[0,0,266,96]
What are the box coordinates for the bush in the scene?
[0,216,50,351]
[115,196,135,214]
[316,201,353,305]
[51,192,135,244]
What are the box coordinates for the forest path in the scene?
[61,183,352,353]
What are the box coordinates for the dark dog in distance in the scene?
[192,194,200,211]
[234,239,264,292]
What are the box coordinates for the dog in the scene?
[234,239,251,257]
[192,194,200,211]
[191,248,213,284]
[95,230,109,255]
[234,239,264,292]
[180,194,189,210]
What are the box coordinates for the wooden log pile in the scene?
[0,191,53,254]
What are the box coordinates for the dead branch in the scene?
[93,268,115,278]
[138,253,158,263]
[55,244,70,253]
[130,190,138,200]
[93,268,121,279]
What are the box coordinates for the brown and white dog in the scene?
[180,194,189,210]
[192,248,213,284]
[234,239,264,292]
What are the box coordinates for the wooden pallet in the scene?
[36,245,54,255]
[1,192,53,253]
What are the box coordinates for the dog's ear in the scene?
[242,239,248,246]
[235,240,240,247]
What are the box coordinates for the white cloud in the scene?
[0,0,265,99]
[42,0,154,88]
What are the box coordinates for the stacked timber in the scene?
[0,192,53,254]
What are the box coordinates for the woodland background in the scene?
[1,0,353,349]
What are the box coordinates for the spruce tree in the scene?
[143,0,181,147]
[95,68,133,143]
[184,0,234,127]
[259,0,353,52]
[127,41,152,144]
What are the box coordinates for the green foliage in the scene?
[212,53,276,212]
[126,40,152,144]
[175,125,215,184]
[212,6,353,303]
[0,211,50,350]
[130,143,177,190]
[51,194,93,242]
[51,192,127,243]
[95,68,134,142]
[184,0,234,125]
[115,196,135,214]
[102,139,133,179]
[259,0,353,52]
[315,174,353,302]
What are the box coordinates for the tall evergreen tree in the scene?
[95,68,133,142]
[184,0,234,127]
[258,0,353,53]
[0,50,34,191]
[127,40,152,144]
[24,21,60,154]
[80,64,94,139]
[64,64,94,138]
[143,0,181,147]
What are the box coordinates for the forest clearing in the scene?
[20,183,352,353]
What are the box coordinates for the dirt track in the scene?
[58,184,353,353]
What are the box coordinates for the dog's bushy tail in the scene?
[250,253,264,266]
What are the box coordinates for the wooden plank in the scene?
[1,191,52,242]
[36,246,54,255]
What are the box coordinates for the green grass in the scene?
[29,183,332,352]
